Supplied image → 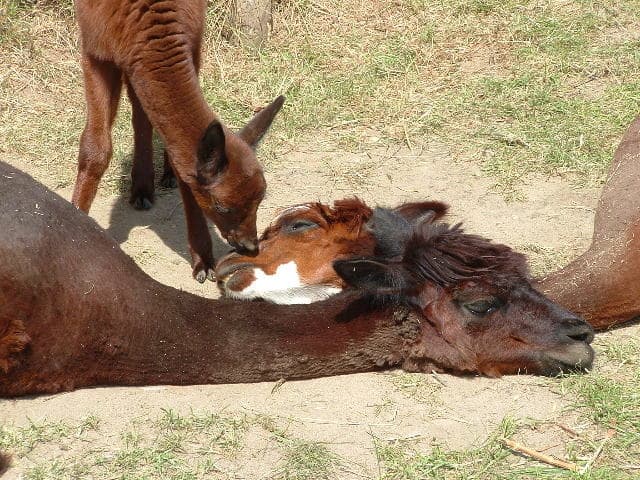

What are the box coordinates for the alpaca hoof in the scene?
[160,172,178,189]
[194,267,216,283]
[130,195,154,210]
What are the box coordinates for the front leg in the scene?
[177,179,215,282]
[160,149,178,189]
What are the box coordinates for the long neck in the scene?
[537,223,640,331]
[0,163,413,397]
[537,116,640,330]
[2,276,411,397]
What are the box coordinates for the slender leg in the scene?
[71,54,122,212]
[126,80,155,210]
[160,149,178,188]
[177,177,215,282]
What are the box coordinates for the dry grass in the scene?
[1,0,640,478]
[2,0,640,194]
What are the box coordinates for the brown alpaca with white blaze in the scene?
[217,116,640,330]
[217,199,448,303]
[72,0,284,282]
[0,162,593,397]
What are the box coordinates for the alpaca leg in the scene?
[160,149,178,188]
[72,54,122,212]
[177,178,215,282]
[126,80,155,210]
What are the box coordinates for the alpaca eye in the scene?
[286,219,318,233]
[464,299,499,316]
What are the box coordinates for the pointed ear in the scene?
[393,201,449,224]
[238,95,285,147]
[333,257,409,292]
[365,208,412,259]
[197,121,228,184]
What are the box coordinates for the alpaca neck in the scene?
[97,288,413,386]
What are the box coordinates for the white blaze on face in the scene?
[225,261,342,304]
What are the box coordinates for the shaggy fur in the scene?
[402,221,530,289]
[0,163,594,396]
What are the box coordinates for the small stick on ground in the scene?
[271,378,286,394]
[502,438,578,471]
[555,422,579,438]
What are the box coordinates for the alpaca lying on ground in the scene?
[0,162,593,397]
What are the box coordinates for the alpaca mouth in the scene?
[540,342,595,375]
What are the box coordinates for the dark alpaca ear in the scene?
[333,257,409,292]
[238,95,285,147]
[197,121,228,184]
[366,208,412,258]
[393,201,449,224]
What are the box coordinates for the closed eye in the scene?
[285,219,319,234]
[463,298,501,317]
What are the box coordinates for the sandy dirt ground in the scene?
[1,143,637,478]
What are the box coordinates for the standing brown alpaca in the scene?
[0,162,593,397]
[216,116,640,330]
[71,0,284,282]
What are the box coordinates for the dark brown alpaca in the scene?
[0,162,593,397]
[218,116,640,330]
[71,0,284,282]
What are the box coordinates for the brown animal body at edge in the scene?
[0,162,593,397]
[71,0,284,282]
[538,115,640,330]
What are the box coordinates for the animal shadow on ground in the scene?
[105,138,232,265]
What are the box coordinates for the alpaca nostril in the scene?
[234,239,259,256]
[563,320,595,344]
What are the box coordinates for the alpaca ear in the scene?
[239,95,285,147]
[365,208,412,258]
[392,201,449,224]
[333,257,409,292]
[197,121,228,184]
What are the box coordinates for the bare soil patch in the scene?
[3,142,634,479]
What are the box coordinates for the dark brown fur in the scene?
[335,219,595,377]
[0,163,593,396]
[0,452,11,476]
[71,0,284,281]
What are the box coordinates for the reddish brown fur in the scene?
[0,163,593,396]
[538,115,640,329]
[71,0,283,281]
[216,199,448,297]
[218,199,377,294]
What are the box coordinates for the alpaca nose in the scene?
[232,238,259,256]
[561,318,595,344]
